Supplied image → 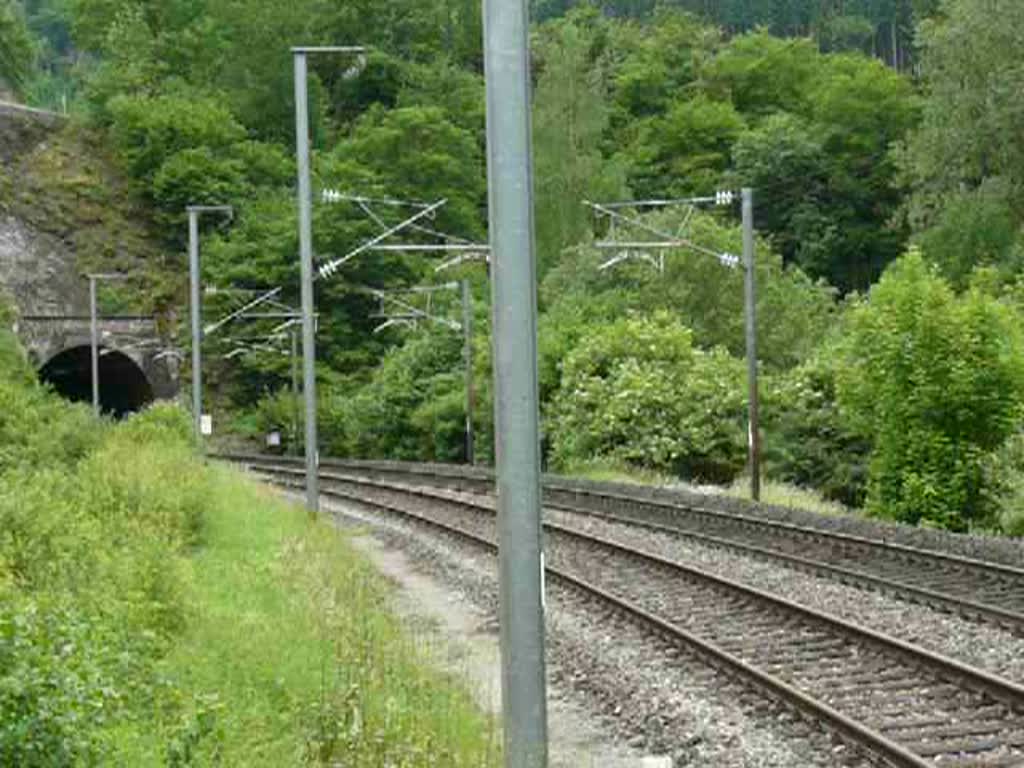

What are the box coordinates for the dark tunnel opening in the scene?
[39,346,155,418]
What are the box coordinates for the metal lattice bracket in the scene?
[320,189,490,275]
[584,192,739,274]
[365,283,462,334]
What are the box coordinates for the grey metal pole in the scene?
[742,187,761,502]
[291,324,300,456]
[188,209,202,441]
[293,50,319,513]
[461,279,476,465]
[483,0,548,763]
[89,276,99,417]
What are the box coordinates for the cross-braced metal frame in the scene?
[319,190,490,275]
[584,191,739,273]
[365,282,462,334]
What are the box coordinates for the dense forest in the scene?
[3,0,1024,534]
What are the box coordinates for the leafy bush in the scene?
[979,432,1024,536]
[0,377,103,473]
[837,251,1024,529]
[763,351,870,507]
[914,178,1023,288]
[323,327,470,461]
[0,401,208,764]
[548,312,747,482]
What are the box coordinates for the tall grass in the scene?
[0,386,499,765]
[561,456,855,518]
[111,467,501,765]
[723,476,855,517]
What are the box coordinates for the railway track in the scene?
[239,458,1024,767]
[222,453,1024,635]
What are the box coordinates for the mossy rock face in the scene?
[0,103,63,165]
[0,105,178,316]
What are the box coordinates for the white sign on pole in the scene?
[200,414,213,436]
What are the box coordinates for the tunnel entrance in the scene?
[39,345,155,417]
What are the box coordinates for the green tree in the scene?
[899,0,1024,281]
[703,32,819,117]
[106,92,246,181]
[902,0,1024,217]
[608,8,718,126]
[623,94,745,199]
[729,113,832,269]
[837,250,1024,530]
[323,325,465,461]
[533,10,627,275]
[914,179,1023,287]
[716,35,919,290]
[0,0,34,94]
[322,105,486,239]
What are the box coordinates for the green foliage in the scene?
[729,113,831,265]
[901,0,1024,234]
[837,250,1024,529]
[764,350,870,507]
[981,433,1024,536]
[541,208,836,370]
[0,401,207,764]
[549,312,747,482]
[0,0,35,94]
[323,325,469,462]
[106,90,245,181]
[0,322,494,761]
[719,34,920,290]
[533,10,628,275]
[0,327,104,472]
[323,105,485,239]
[0,296,32,386]
[914,178,1024,287]
[536,0,936,67]
[704,33,819,117]
[609,9,717,123]
[624,94,745,199]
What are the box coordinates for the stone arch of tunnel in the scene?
[38,345,155,417]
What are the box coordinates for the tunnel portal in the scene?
[38,345,155,417]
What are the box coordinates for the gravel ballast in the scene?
[355,478,1024,687]
[543,505,1024,684]
[312,457,1024,567]
[313,490,878,768]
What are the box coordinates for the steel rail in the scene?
[256,466,932,768]
[240,460,1024,767]
[541,498,1024,634]
[217,453,1024,635]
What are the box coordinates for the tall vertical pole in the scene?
[483,0,548,763]
[290,324,300,457]
[461,279,476,465]
[742,187,761,502]
[89,276,99,417]
[293,50,319,513]
[188,209,203,442]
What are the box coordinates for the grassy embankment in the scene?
[0,308,499,766]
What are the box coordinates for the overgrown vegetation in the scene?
[0,322,498,765]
